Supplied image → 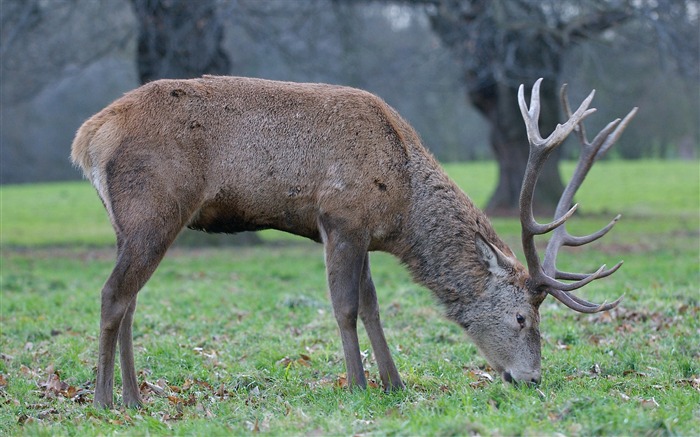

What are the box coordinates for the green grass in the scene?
[1,160,699,435]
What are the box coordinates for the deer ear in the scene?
[474,232,512,277]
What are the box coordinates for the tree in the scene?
[418,0,699,214]
[130,0,230,83]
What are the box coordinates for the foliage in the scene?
[1,160,699,435]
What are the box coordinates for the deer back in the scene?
[72,76,425,248]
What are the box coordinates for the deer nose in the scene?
[503,371,540,385]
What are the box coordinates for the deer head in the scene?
[461,79,637,384]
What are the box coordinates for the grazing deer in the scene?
[71,76,636,408]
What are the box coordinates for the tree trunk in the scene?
[425,0,568,215]
[130,0,231,84]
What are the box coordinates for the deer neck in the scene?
[394,160,508,313]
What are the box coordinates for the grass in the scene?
[1,160,699,435]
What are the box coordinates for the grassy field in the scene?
[1,160,698,435]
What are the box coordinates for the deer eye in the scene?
[516,313,526,328]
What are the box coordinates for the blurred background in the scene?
[1,0,698,213]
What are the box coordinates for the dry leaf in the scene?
[20,365,39,378]
[276,356,293,367]
[184,393,197,406]
[614,391,631,401]
[336,375,348,389]
[140,380,166,396]
[676,377,700,391]
[640,397,659,408]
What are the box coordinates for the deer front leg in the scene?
[321,221,368,389]
[359,256,404,391]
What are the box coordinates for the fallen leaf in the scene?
[195,379,213,390]
[640,397,659,408]
[40,372,69,397]
[20,365,39,378]
[466,368,494,382]
[184,393,197,406]
[217,382,227,398]
[675,377,700,392]
[614,390,631,401]
[140,380,166,396]
[276,356,293,367]
[336,375,348,389]
[71,388,91,404]
[181,378,193,391]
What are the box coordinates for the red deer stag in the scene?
[71,76,636,408]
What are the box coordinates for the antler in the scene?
[518,78,637,313]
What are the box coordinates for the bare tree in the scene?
[415,0,699,214]
[129,0,231,84]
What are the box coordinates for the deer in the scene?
[71,75,636,408]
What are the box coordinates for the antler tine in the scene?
[595,107,638,160]
[548,288,624,313]
[563,214,620,247]
[560,83,588,145]
[556,260,623,281]
[519,79,636,314]
[538,264,609,292]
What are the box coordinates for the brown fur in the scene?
[72,76,541,408]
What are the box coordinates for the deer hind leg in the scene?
[94,173,197,408]
[118,296,140,407]
[320,219,368,389]
[358,256,404,391]
[95,221,182,408]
